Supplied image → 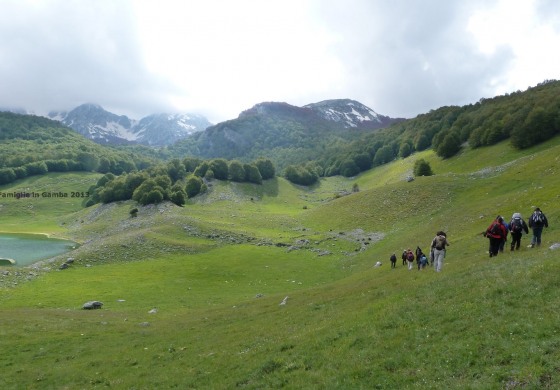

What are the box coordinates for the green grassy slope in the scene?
[0,138,559,389]
[0,172,101,234]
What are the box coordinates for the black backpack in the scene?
[511,218,523,233]
[489,222,501,236]
[533,212,544,226]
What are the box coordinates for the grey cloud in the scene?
[0,1,173,118]
[0,0,553,121]
[313,0,513,118]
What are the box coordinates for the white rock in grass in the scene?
[82,301,103,310]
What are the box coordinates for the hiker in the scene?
[528,207,549,247]
[509,212,529,251]
[485,216,507,257]
[429,247,434,266]
[430,231,449,272]
[390,253,397,269]
[499,219,509,253]
[418,253,428,270]
[415,246,424,270]
[401,249,408,266]
[406,249,415,270]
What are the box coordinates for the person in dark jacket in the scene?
[485,216,507,257]
[415,246,424,269]
[499,219,509,253]
[401,249,407,266]
[390,253,397,269]
[509,212,529,251]
[528,207,549,247]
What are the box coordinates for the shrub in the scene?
[255,158,276,180]
[185,176,203,198]
[209,159,229,180]
[284,165,318,186]
[170,190,187,206]
[339,159,360,177]
[0,168,16,185]
[244,163,263,184]
[436,133,462,158]
[167,159,187,183]
[373,145,394,166]
[132,179,166,205]
[414,159,433,176]
[24,161,48,175]
[228,160,245,182]
[193,162,209,177]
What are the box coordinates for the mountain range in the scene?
[47,104,212,146]
[2,99,401,149]
[167,99,403,167]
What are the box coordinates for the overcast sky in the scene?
[1,0,559,123]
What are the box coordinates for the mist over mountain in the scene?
[47,104,212,146]
[2,99,400,157]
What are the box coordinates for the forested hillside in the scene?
[0,112,155,185]
[292,79,560,183]
[167,102,394,170]
[2,80,559,191]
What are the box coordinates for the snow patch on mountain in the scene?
[47,104,211,146]
[305,99,383,128]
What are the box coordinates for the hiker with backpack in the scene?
[430,231,449,272]
[418,253,428,270]
[528,207,549,247]
[415,246,424,270]
[485,216,507,257]
[499,219,509,253]
[401,249,408,266]
[406,249,415,270]
[509,212,529,251]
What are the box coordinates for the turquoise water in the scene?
[0,233,77,266]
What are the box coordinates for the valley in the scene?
[1,136,559,388]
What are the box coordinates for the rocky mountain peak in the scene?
[304,99,384,128]
[47,104,212,146]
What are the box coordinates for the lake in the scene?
[0,233,78,266]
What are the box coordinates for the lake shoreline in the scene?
[0,232,78,268]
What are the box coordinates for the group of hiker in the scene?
[386,207,550,272]
[484,207,549,257]
[389,231,450,272]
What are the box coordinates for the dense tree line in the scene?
[282,79,560,186]
[3,80,558,190]
[87,157,276,206]
[0,112,155,185]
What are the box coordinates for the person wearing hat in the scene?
[509,212,529,251]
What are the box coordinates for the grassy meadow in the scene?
[1,137,560,389]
